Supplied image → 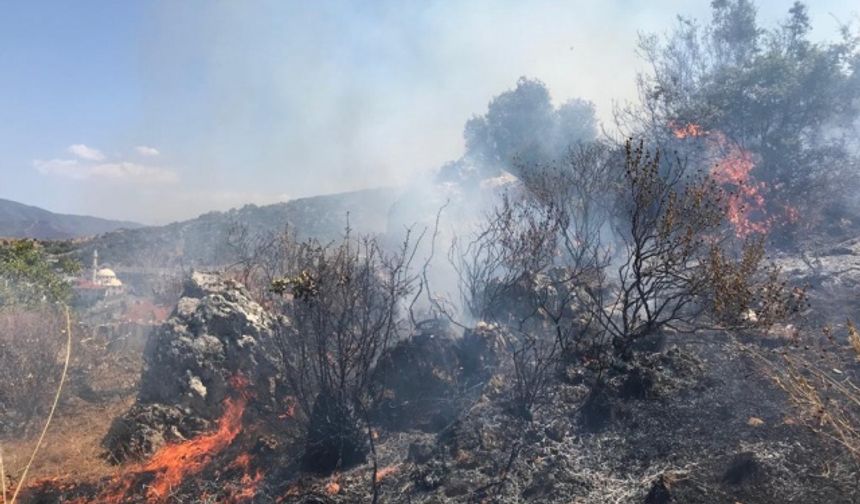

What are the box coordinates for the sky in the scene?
[0,0,856,225]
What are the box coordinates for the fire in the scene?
[227,470,264,503]
[325,472,341,495]
[671,121,707,139]
[223,452,264,503]
[375,464,399,483]
[278,395,297,420]
[138,396,246,500]
[63,377,250,504]
[671,122,781,237]
[708,134,771,238]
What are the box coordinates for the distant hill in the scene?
[0,198,141,239]
[73,187,401,269]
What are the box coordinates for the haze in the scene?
[0,0,854,224]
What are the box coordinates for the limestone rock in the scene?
[103,271,286,462]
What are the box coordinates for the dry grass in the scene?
[0,396,134,485]
[0,304,144,501]
[755,322,860,463]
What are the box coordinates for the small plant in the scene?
[703,237,808,330]
[509,331,558,420]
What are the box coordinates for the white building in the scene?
[91,249,124,296]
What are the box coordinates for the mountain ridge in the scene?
[72,187,402,268]
[0,198,142,240]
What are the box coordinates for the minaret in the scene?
[92,249,98,283]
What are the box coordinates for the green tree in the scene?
[442,77,597,182]
[0,240,79,306]
[623,1,860,240]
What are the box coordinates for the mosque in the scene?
[78,249,124,297]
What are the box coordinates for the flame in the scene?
[670,122,784,237]
[375,464,399,483]
[671,121,707,139]
[60,377,250,504]
[138,396,246,500]
[325,472,341,495]
[277,482,302,502]
[278,395,297,420]
[223,452,264,503]
[708,135,771,238]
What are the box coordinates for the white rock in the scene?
[188,375,207,398]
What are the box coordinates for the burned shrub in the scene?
[457,323,504,385]
[271,230,420,473]
[579,383,613,432]
[644,474,673,504]
[588,140,730,358]
[371,323,462,432]
[509,331,558,420]
[302,390,367,473]
[449,145,615,419]
[583,140,805,361]
[372,320,505,431]
[722,451,761,485]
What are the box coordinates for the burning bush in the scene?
[625,0,860,241]
[452,136,807,424]
[585,140,807,358]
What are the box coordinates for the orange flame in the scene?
[63,377,250,504]
[278,395,297,420]
[325,472,342,495]
[375,464,399,483]
[138,396,246,500]
[671,122,780,237]
[223,452,264,503]
[708,134,771,238]
[671,121,707,139]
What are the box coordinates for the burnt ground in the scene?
[82,331,853,504]
[16,243,860,503]
[270,331,858,504]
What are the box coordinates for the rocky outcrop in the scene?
[103,271,285,462]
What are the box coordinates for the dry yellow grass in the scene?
[0,304,142,502]
[754,321,860,463]
[848,319,860,361]
[0,395,134,486]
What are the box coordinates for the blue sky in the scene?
[0,1,855,224]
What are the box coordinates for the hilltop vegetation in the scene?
[0,198,140,240]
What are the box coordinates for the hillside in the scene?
[73,187,401,268]
[0,198,141,239]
